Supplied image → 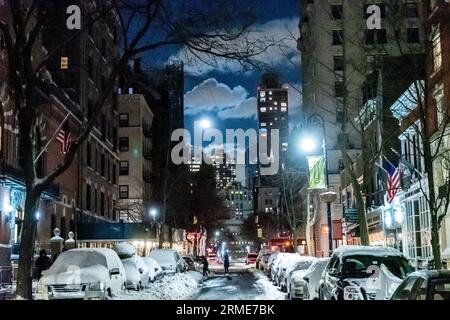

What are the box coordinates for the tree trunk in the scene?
[423,134,442,269]
[15,190,40,299]
[340,139,370,245]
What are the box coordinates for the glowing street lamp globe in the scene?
[300,137,317,153]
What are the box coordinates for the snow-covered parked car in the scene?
[122,255,150,290]
[288,258,329,300]
[282,257,317,293]
[142,257,164,282]
[272,253,299,285]
[35,248,126,300]
[318,246,414,300]
[256,249,272,271]
[148,249,185,274]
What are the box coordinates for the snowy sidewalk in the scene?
[114,271,203,300]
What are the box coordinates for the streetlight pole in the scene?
[307,114,336,257]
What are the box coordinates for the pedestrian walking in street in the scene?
[202,256,209,277]
[224,252,230,274]
[35,249,51,280]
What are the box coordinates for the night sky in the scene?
[143,0,301,183]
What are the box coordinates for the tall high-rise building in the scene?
[257,73,289,179]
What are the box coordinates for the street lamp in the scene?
[150,208,158,223]
[199,118,212,129]
[300,114,336,257]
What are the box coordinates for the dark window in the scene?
[332,30,343,45]
[113,126,118,150]
[88,56,94,79]
[112,200,116,221]
[112,163,117,184]
[334,56,344,71]
[86,184,91,210]
[119,137,129,151]
[94,188,98,213]
[60,217,66,240]
[365,29,375,45]
[101,114,106,140]
[119,161,129,175]
[336,105,344,123]
[119,185,129,199]
[101,153,105,176]
[407,28,420,43]
[87,99,94,117]
[101,38,107,58]
[331,5,343,19]
[377,29,387,44]
[86,141,92,167]
[335,81,345,97]
[100,192,105,216]
[51,214,56,238]
[119,113,129,127]
[405,3,418,18]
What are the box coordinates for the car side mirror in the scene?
[110,268,120,275]
[303,276,309,283]
[138,268,143,274]
[154,267,159,272]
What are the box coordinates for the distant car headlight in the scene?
[36,284,48,295]
[344,286,363,300]
[88,282,104,291]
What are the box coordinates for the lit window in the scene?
[260,107,267,112]
[281,102,287,107]
[274,101,278,106]
[260,98,266,102]
[269,91,272,95]
[269,107,273,111]
[281,107,287,112]
[261,122,266,127]
[260,91,266,97]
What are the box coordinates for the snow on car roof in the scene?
[113,242,136,257]
[333,245,403,258]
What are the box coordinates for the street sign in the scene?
[257,228,263,238]
[344,208,359,223]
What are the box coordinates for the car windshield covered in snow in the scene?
[342,255,413,279]
[149,250,177,263]
[48,251,107,274]
[294,260,314,271]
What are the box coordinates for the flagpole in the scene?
[389,147,426,178]
[34,112,71,164]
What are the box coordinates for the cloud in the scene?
[170,17,300,76]
[217,97,257,120]
[185,78,257,120]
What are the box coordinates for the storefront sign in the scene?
[344,208,359,223]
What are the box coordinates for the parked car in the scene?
[271,253,297,284]
[182,256,197,271]
[390,270,450,300]
[266,252,280,278]
[287,258,329,300]
[256,249,272,270]
[245,253,258,265]
[148,249,185,273]
[122,255,150,290]
[318,246,414,300]
[282,257,317,293]
[276,255,305,289]
[142,257,163,282]
[35,248,126,300]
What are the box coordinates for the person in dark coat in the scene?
[35,249,52,280]
[223,252,230,274]
[202,256,209,276]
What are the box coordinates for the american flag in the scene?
[56,121,72,154]
[385,159,400,204]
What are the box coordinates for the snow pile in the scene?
[253,270,286,300]
[375,264,403,300]
[114,271,203,300]
[113,242,136,258]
